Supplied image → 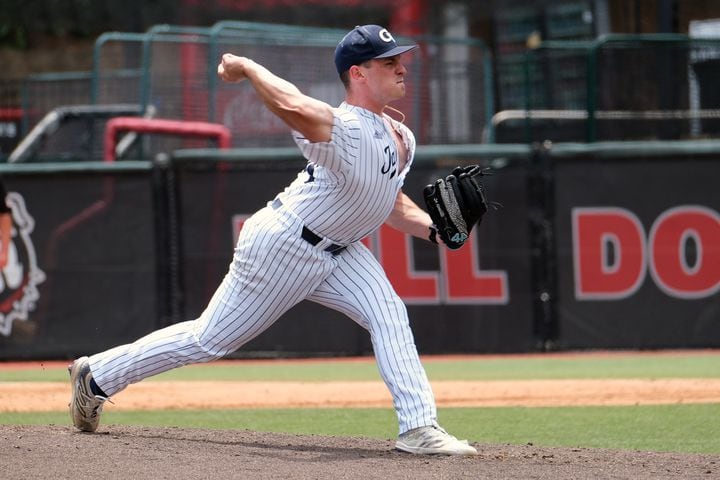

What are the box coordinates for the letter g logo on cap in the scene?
[379,29,395,43]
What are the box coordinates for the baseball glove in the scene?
[423,165,491,249]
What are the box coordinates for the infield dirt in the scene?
[2,424,718,479]
[2,353,719,478]
[3,378,720,412]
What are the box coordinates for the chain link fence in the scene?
[493,35,720,143]
[4,22,492,161]
[0,79,24,156]
[8,25,720,160]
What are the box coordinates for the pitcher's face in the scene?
[360,55,409,103]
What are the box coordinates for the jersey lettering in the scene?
[304,163,315,183]
[381,145,397,178]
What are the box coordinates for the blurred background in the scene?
[5,0,720,151]
[0,0,718,360]
[4,0,720,77]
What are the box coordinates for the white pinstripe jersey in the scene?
[277,101,416,244]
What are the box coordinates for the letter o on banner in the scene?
[649,206,720,299]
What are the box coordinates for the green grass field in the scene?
[2,352,719,454]
[4,352,719,382]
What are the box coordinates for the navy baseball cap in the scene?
[334,25,417,75]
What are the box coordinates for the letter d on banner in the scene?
[572,207,646,300]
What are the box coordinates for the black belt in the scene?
[271,199,346,255]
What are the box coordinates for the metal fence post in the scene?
[528,141,559,350]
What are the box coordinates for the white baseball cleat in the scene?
[396,425,478,455]
[68,356,108,432]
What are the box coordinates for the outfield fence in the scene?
[0,141,717,359]
[1,24,719,358]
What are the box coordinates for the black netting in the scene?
[494,38,720,143]
[91,26,492,150]
[22,75,92,133]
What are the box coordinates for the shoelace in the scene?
[77,392,113,417]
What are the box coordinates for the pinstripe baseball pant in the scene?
[89,202,438,434]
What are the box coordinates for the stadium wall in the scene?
[0,141,717,359]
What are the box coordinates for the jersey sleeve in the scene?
[292,109,360,171]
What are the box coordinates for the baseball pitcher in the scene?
[69,25,488,456]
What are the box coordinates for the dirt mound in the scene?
[2,425,716,479]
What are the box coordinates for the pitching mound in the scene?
[3,425,717,479]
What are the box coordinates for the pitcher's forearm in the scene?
[218,54,334,142]
[385,192,434,240]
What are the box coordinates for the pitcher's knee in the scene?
[191,329,237,361]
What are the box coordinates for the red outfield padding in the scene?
[104,117,231,162]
